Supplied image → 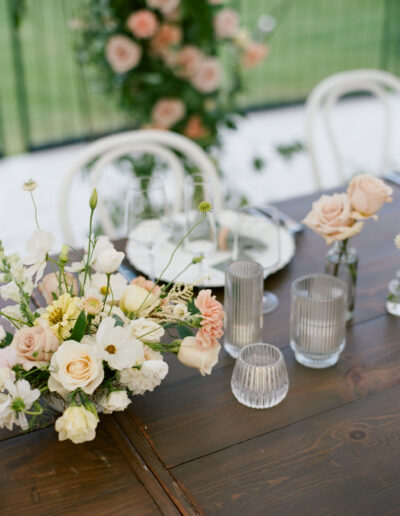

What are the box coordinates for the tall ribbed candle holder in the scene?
[224,260,263,359]
[290,274,347,368]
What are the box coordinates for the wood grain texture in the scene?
[173,383,400,516]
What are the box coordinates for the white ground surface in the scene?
[1,96,400,255]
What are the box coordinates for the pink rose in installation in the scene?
[127,10,159,39]
[151,99,186,128]
[106,35,142,73]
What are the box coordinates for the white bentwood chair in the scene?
[305,69,400,189]
[59,129,222,246]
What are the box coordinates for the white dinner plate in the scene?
[125,209,296,287]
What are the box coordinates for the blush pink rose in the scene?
[127,10,158,39]
[192,58,221,93]
[176,46,204,78]
[195,290,224,349]
[38,272,78,306]
[130,276,162,297]
[347,174,393,217]
[303,193,363,244]
[0,346,17,369]
[151,98,186,128]
[105,35,142,73]
[147,0,180,14]
[243,42,269,68]
[11,320,60,370]
[213,8,239,38]
[151,24,182,56]
[184,115,208,140]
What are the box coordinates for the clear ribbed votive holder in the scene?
[224,260,263,359]
[290,274,347,369]
[231,343,289,409]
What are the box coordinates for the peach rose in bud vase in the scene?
[243,42,269,68]
[302,193,363,244]
[151,99,186,128]
[55,406,98,444]
[10,319,59,370]
[127,10,158,39]
[213,8,239,38]
[178,336,220,376]
[192,58,221,93]
[105,35,142,73]
[195,289,224,349]
[347,174,393,218]
[38,272,78,305]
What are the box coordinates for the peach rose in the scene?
[195,290,224,349]
[178,336,220,376]
[347,174,393,217]
[151,98,186,128]
[147,0,180,14]
[184,115,208,140]
[130,276,162,296]
[243,42,269,68]
[176,46,204,78]
[105,35,142,73]
[151,24,182,56]
[214,8,239,38]
[127,10,158,39]
[192,58,221,93]
[10,320,59,370]
[303,193,363,244]
[38,272,78,306]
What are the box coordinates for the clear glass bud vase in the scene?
[325,239,358,323]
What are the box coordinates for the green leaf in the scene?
[112,314,125,327]
[177,326,194,339]
[0,332,13,348]
[51,291,58,301]
[70,311,87,342]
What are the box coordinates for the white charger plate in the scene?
[125,209,296,287]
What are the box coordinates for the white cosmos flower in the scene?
[100,390,131,414]
[0,367,15,391]
[0,325,6,341]
[85,272,127,301]
[0,379,40,430]
[129,318,165,343]
[66,235,114,274]
[0,281,21,303]
[92,317,144,370]
[119,359,168,395]
[22,229,55,281]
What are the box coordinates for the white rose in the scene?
[93,248,125,274]
[0,367,15,391]
[178,336,220,376]
[100,390,131,414]
[48,340,104,398]
[129,318,164,343]
[0,281,21,303]
[55,406,98,444]
[0,325,6,342]
[120,284,158,314]
[119,359,168,395]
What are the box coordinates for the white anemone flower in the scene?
[66,236,114,274]
[0,281,21,303]
[85,272,128,302]
[23,229,55,282]
[93,317,144,370]
[0,379,40,430]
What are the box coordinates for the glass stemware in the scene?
[184,174,217,281]
[124,175,171,280]
[261,205,281,315]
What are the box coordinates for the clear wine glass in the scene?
[124,175,171,280]
[184,174,217,282]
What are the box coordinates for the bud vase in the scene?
[325,239,358,323]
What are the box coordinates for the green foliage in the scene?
[177,325,193,339]
[0,332,13,348]
[70,310,87,342]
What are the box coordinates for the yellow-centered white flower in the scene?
[84,272,127,301]
[0,379,40,430]
[91,317,144,371]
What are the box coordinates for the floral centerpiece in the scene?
[0,182,223,444]
[74,0,270,147]
[303,173,393,321]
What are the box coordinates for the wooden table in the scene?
[1,187,400,516]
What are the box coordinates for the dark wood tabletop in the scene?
[1,186,400,516]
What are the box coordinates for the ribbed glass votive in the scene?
[290,274,347,368]
[231,343,289,409]
[224,260,263,358]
